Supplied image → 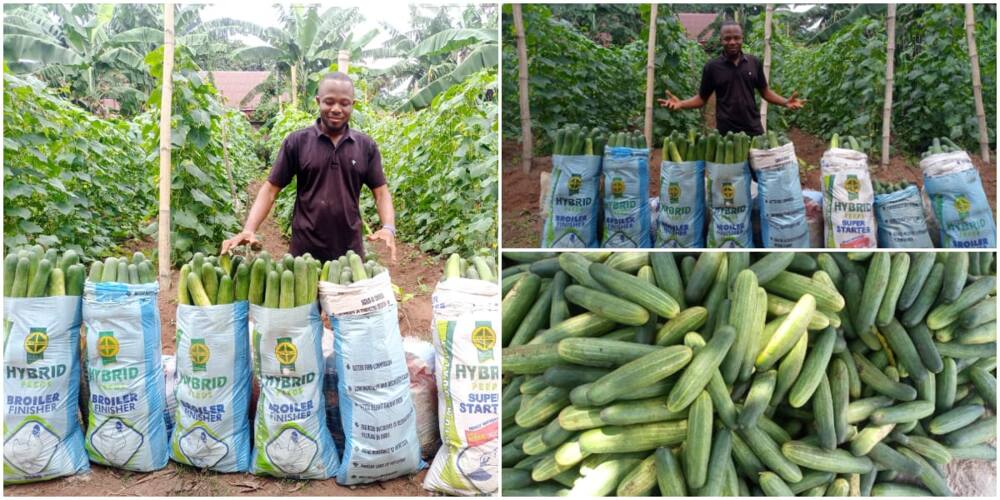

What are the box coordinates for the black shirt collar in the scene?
[718,50,749,66]
[313,118,355,144]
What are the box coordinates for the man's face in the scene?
[720,25,743,59]
[316,79,354,133]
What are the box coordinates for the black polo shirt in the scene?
[699,51,768,136]
[268,120,386,262]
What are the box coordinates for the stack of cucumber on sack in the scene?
[501,251,996,496]
[5,247,87,297]
[442,253,499,281]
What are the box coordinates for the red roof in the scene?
[677,13,718,42]
[200,71,273,111]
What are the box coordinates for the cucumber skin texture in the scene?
[186,271,213,306]
[503,344,561,375]
[502,273,542,346]
[564,284,649,326]
[557,338,659,368]
[234,263,251,301]
[650,252,686,309]
[685,252,724,305]
[939,252,969,303]
[579,420,688,454]
[901,262,944,327]
[589,262,680,319]
[926,275,996,330]
[738,426,803,483]
[875,253,909,326]
[249,258,267,305]
[667,325,736,412]
[856,252,891,335]
[65,264,85,296]
[782,441,874,474]
[586,345,691,406]
[279,270,296,308]
[756,294,816,372]
[654,447,687,496]
[201,262,218,304]
[26,259,52,297]
[898,252,936,310]
[685,391,713,490]
[264,270,280,308]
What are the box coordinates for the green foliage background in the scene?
[501,4,706,152]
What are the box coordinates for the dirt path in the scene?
[502,128,997,248]
[5,181,442,497]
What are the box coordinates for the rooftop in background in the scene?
[200,71,274,112]
[677,13,717,43]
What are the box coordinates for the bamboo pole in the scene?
[644,4,658,152]
[880,4,896,168]
[964,3,990,163]
[513,4,533,173]
[157,2,175,288]
[759,4,773,131]
[221,117,237,212]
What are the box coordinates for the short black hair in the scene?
[318,72,354,91]
[720,19,742,32]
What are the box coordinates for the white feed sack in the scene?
[820,148,876,248]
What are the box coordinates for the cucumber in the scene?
[503,273,542,346]
[586,345,692,406]
[901,262,944,327]
[968,367,996,411]
[26,259,52,297]
[763,270,845,312]
[215,275,234,305]
[870,401,935,425]
[738,369,776,429]
[856,252,890,335]
[928,405,985,435]
[782,440,874,474]
[65,264,85,296]
[812,374,836,450]
[564,284,649,326]
[926,275,995,330]
[579,420,688,454]
[99,257,117,283]
[517,386,570,429]
[722,270,759,383]
[616,454,658,497]
[880,319,929,382]
[542,365,609,388]
[115,260,128,284]
[650,252,686,309]
[589,262,680,319]
[504,344,562,375]
[4,254,19,296]
[738,425,803,483]
[875,253,909,327]
[756,294,816,372]
[186,271,213,306]
[177,263,192,305]
[598,397,686,426]
[264,270,280,308]
[654,447,687,496]
[292,257,309,306]
[940,252,969,303]
[936,358,957,411]
[558,405,605,431]
[46,267,65,296]
[654,306,708,346]
[759,471,795,496]
[685,391,713,489]
[249,258,268,305]
[898,252,936,310]
[685,252,724,304]
[556,338,659,368]
[200,262,218,304]
[234,263,250,301]
[749,253,796,284]
[667,325,736,412]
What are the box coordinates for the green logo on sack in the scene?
[98,331,119,365]
[954,195,971,218]
[568,174,583,195]
[668,182,681,204]
[722,182,735,205]
[471,322,496,363]
[611,177,626,198]
[189,338,210,372]
[275,337,297,371]
[845,175,861,201]
[25,328,48,364]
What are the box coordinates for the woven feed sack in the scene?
[820,148,876,248]
[602,146,651,247]
[749,143,810,247]
[423,277,500,495]
[170,301,252,472]
[541,154,602,248]
[3,295,89,483]
[319,272,425,485]
[706,160,753,247]
[82,281,167,471]
[656,159,705,247]
[873,185,933,248]
[162,354,177,441]
[920,150,996,248]
[249,302,339,479]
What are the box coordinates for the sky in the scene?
[200,2,417,69]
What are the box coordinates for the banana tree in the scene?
[395,27,498,111]
[216,4,376,110]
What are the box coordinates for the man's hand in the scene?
[220,230,260,255]
[657,90,683,111]
[785,91,806,110]
[367,227,397,263]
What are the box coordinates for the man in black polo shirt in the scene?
[220,72,397,262]
[659,20,805,135]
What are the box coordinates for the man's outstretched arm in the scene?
[658,90,706,111]
[368,184,397,262]
[760,88,806,110]
[220,181,282,254]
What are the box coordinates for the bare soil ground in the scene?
[5,181,441,497]
[502,127,997,248]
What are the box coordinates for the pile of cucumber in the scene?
[321,249,386,285]
[552,124,607,156]
[751,130,792,151]
[664,130,752,164]
[501,251,996,497]
[923,137,964,158]
[872,180,916,195]
[443,253,498,281]
[830,133,865,152]
[87,251,157,285]
[4,245,86,297]
[607,130,647,149]
[178,251,255,306]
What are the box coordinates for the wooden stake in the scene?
[881,4,896,168]
[158,2,175,288]
[338,49,350,73]
[644,4,658,152]
[965,3,990,163]
[513,4,533,173]
[291,63,298,107]
[221,115,237,212]
[759,4,773,131]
